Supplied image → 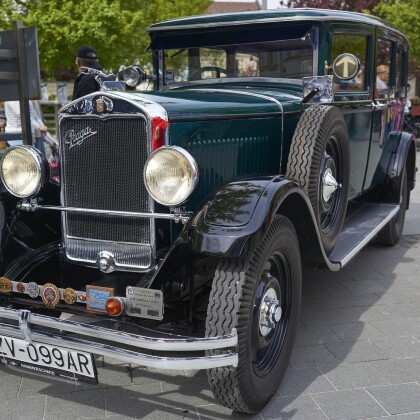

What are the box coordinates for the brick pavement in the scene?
[1,154,419,419]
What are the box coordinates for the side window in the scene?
[376,37,392,94]
[331,33,368,91]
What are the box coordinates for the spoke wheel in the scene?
[205,215,301,413]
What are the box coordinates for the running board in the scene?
[329,203,399,268]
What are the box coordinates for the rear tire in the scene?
[205,215,302,413]
[377,169,407,246]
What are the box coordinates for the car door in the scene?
[364,31,408,190]
[327,25,374,199]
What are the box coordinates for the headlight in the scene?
[123,66,147,87]
[144,146,199,206]
[0,146,48,198]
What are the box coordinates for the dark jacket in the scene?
[72,73,100,100]
[72,63,103,100]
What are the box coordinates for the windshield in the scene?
[153,26,318,88]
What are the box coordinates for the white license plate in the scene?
[0,335,97,383]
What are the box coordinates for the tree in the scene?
[374,0,420,66]
[281,0,378,12]
[0,0,210,78]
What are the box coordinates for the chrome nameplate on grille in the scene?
[64,127,98,148]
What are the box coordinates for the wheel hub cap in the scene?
[259,287,282,337]
[322,167,340,204]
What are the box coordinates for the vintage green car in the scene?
[0,8,416,413]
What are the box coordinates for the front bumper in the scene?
[0,307,238,370]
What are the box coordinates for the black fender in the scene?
[182,176,339,270]
[379,131,416,205]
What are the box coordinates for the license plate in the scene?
[0,335,97,383]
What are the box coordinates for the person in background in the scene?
[404,83,412,114]
[376,64,389,90]
[4,100,48,155]
[72,46,103,100]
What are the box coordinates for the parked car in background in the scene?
[0,9,416,414]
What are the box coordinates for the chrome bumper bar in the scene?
[0,307,238,370]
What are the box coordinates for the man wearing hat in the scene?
[72,46,103,100]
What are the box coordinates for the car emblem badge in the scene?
[63,288,77,304]
[16,282,26,293]
[0,278,13,293]
[96,97,105,113]
[41,283,61,309]
[85,99,93,113]
[27,281,40,298]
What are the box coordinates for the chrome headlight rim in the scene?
[0,145,48,198]
[123,66,147,87]
[144,146,199,206]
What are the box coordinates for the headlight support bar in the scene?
[18,199,191,224]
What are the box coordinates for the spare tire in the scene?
[286,105,350,254]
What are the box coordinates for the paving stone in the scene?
[132,366,188,386]
[342,268,388,282]
[319,362,389,390]
[340,279,388,295]
[367,383,420,415]
[371,336,420,358]
[369,358,420,384]
[0,396,46,420]
[161,376,216,410]
[0,364,23,400]
[18,371,77,397]
[332,306,387,323]
[295,325,342,346]
[370,318,420,337]
[77,364,132,391]
[312,389,388,419]
[196,403,261,419]
[373,290,420,305]
[45,388,105,420]
[289,345,340,368]
[302,278,350,297]
[261,395,327,420]
[375,303,420,320]
[325,340,388,363]
[329,321,386,341]
[105,383,166,417]
[277,366,335,396]
[301,294,350,310]
[338,291,383,307]
[299,307,341,327]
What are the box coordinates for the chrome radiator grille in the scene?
[59,115,154,271]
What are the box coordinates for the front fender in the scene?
[186,176,338,269]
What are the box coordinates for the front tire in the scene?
[205,215,302,413]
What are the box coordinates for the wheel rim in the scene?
[251,251,292,378]
[319,136,343,233]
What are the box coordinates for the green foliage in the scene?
[374,0,420,65]
[0,0,211,79]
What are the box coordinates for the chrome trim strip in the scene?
[18,202,191,224]
[0,307,238,369]
[339,205,400,268]
[148,14,406,40]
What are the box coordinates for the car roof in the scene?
[149,8,396,32]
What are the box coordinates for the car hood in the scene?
[121,86,302,121]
